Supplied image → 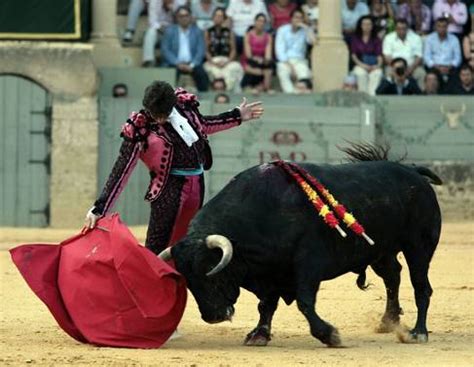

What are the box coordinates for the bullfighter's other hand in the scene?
[239,97,264,122]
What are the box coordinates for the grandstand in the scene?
[0,0,473,227]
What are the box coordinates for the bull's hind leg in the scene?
[371,256,403,333]
[401,249,433,343]
[296,283,341,347]
[244,294,279,346]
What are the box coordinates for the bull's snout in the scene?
[202,305,235,324]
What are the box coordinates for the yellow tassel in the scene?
[320,205,330,217]
[344,213,356,226]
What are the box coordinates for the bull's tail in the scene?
[413,166,443,186]
[356,269,371,291]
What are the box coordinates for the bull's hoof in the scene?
[244,327,271,347]
[376,319,399,333]
[396,328,428,344]
[320,328,342,347]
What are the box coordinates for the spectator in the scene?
[226,0,269,54]
[268,0,298,31]
[341,0,370,43]
[204,7,244,92]
[424,17,462,85]
[462,6,474,68]
[368,0,395,39]
[397,0,432,35]
[241,13,275,94]
[211,77,227,90]
[445,64,474,94]
[423,70,441,94]
[275,8,315,94]
[112,83,129,98]
[191,0,217,30]
[350,15,383,95]
[432,0,468,38]
[342,73,359,90]
[383,18,425,89]
[122,0,148,44]
[215,92,231,103]
[161,6,210,91]
[142,0,187,67]
[302,0,319,34]
[376,57,422,94]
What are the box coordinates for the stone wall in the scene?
[0,41,99,227]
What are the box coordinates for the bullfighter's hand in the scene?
[84,207,100,230]
[239,97,264,121]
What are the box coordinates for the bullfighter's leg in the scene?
[244,294,279,346]
[371,256,403,333]
[296,283,341,347]
[401,250,433,343]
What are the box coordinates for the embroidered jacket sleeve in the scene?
[195,107,242,135]
[92,112,147,215]
[92,140,141,216]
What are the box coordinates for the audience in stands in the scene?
[241,13,275,94]
[161,6,210,91]
[350,15,383,95]
[226,0,269,54]
[397,0,432,35]
[302,0,319,34]
[368,0,395,39]
[215,92,231,103]
[341,0,370,43]
[432,0,468,39]
[463,5,474,68]
[119,0,474,97]
[142,0,187,67]
[122,0,148,43]
[275,8,315,94]
[268,0,298,31]
[342,73,359,91]
[383,18,425,89]
[424,17,462,85]
[204,7,243,92]
[423,70,442,94]
[191,0,217,30]
[376,57,422,95]
[445,63,474,93]
[112,83,129,98]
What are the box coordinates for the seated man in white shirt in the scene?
[383,18,425,89]
[275,8,315,93]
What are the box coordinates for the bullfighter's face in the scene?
[171,238,241,324]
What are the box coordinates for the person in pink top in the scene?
[432,0,468,36]
[268,0,297,31]
[241,13,275,94]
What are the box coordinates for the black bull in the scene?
[159,151,442,347]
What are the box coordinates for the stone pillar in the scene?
[312,0,349,92]
[91,0,137,66]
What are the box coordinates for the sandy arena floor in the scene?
[0,222,473,366]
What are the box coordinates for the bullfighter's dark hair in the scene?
[142,81,177,118]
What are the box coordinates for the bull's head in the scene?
[158,235,241,324]
[440,104,466,129]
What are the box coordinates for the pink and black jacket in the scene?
[92,89,242,215]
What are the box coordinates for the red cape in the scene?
[10,214,187,348]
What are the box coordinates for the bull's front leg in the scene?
[244,294,279,346]
[296,283,341,347]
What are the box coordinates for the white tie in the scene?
[168,107,199,147]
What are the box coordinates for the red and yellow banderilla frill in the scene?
[275,161,375,246]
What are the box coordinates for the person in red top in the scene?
[84,81,263,255]
[268,0,297,31]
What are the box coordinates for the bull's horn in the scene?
[158,247,173,261]
[206,235,233,276]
